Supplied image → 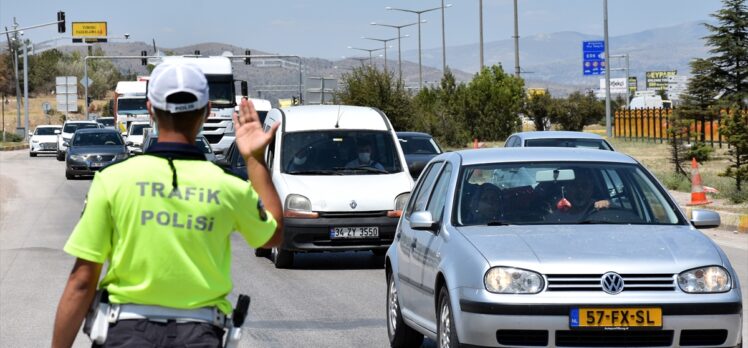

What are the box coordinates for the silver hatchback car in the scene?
[385,148,742,348]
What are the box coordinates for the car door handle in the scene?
[410,239,417,249]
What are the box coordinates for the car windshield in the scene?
[117,98,148,115]
[72,132,123,146]
[282,130,403,175]
[129,124,149,137]
[455,162,682,226]
[206,76,234,107]
[63,123,98,134]
[35,127,59,135]
[97,118,115,127]
[525,138,613,150]
[399,136,441,155]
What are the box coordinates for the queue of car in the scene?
[27,108,741,347]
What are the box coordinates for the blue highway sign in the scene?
[582,40,605,76]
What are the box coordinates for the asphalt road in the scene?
[1,149,745,347]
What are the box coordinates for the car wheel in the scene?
[29,152,36,157]
[372,249,387,256]
[387,272,423,348]
[271,247,293,269]
[56,152,64,161]
[65,171,74,180]
[437,287,460,348]
[254,248,271,258]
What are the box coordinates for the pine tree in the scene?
[676,58,720,142]
[719,107,748,191]
[704,0,748,107]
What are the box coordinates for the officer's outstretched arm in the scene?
[233,98,283,247]
[52,258,102,348]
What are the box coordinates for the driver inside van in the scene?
[345,141,384,171]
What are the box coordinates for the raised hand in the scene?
[232,98,280,163]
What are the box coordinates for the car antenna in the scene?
[334,105,343,129]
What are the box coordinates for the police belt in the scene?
[108,303,229,328]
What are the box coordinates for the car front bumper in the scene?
[452,288,743,347]
[30,142,58,153]
[281,215,398,252]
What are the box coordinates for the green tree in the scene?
[524,91,553,131]
[28,49,62,95]
[549,91,605,131]
[463,65,524,141]
[705,0,748,107]
[412,70,470,147]
[677,58,721,142]
[719,108,748,191]
[667,116,692,177]
[336,66,413,131]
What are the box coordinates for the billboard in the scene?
[599,78,628,94]
[628,76,638,94]
[646,70,677,90]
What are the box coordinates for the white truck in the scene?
[156,56,238,156]
[113,81,149,135]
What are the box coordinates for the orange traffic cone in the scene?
[473,138,479,149]
[687,157,711,206]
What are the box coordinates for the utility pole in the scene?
[513,0,520,78]
[479,0,484,69]
[603,0,612,137]
[441,0,447,73]
[23,41,29,141]
[2,94,6,142]
[371,22,418,81]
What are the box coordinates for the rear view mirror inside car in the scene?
[536,169,575,182]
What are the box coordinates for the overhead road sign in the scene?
[582,41,605,76]
[72,22,107,43]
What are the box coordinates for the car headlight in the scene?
[115,153,128,160]
[284,194,318,218]
[677,266,731,293]
[485,267,544,294]
[394,193,410,211]
[31,139,39,144]
[69,154,86,161]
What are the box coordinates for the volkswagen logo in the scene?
[349,200,358,209]
[601,272,624,294]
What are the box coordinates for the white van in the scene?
[260,105,414,268]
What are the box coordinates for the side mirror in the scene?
[215,158,229,168]
[410,211,438,231]
[63,141,70,147]
[126,141,134,147]
[28,131,33,137]
[690,209,721,229]
[54,129,61,135]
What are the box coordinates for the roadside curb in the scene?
[682,206,748,233]
[0,145,27,151]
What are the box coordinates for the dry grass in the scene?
[1,95,109,138]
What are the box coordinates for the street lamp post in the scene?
[371,21,420,81]
[362,36,400,75]
[479,0,484,69]
[603,0,612,137]
[513,0,520,78]
[387,4,452,89]
[347,46,384,66]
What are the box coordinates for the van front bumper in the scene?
[281,215,399,252]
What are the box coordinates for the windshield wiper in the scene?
[486,220,512,226]
[287,169,342,175]
[577,219,626,225]
[334,166,388,174]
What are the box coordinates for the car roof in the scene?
[74,128,119,134]
[64,120,98,124]
[397,131,433,138]
[512,131,605,140]
[447,147,637,166]
[36,125,61,128]
[279,105,389,132]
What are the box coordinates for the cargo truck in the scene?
[113,81,149,135]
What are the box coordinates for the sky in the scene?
[1,0,722,60]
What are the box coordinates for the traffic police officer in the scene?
[52,60,282,347]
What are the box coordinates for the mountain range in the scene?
[3,21,712,97]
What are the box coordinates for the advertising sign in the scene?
[646,70,677,90]
[600,78,628,94]
[628,76,638,94]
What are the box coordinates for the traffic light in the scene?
[141,51,147,66]
[244,50,251,65]
[57,11,65,33]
